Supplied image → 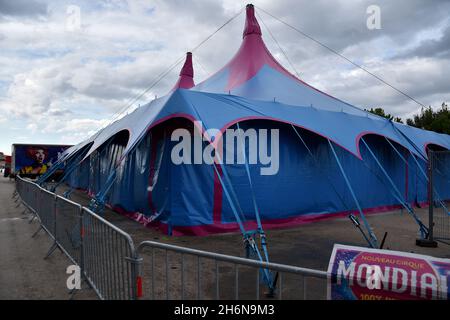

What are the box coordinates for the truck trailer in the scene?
[11,143,72,180]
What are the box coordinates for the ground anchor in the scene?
[416,238,438,248]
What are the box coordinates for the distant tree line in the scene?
[365,107,404,123]
[365,102,450,135]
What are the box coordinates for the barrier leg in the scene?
[68,275,90,300]
[32,225,43,238]
[28,214,37,223]
[127,255,143,300]
[68,205,85,300]
[44,242,59,259]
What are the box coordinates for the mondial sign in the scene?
[327,244,450,300]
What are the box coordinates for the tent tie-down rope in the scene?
[255,5,427,111]
[360,137,429,239]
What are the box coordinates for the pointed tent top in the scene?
[172,52,195,90]
[194,4,293,92]
[192,4,378,120]
[243,4,262,38]
[180,52,194,78]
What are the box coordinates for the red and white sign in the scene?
[327,244,450,300]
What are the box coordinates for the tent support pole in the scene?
[291,125,350,211]
[385,137,449,214]
[236,122,273,291]
[211,144,275,290]
[328,139,378,248]
[189,103,274,292]
[390,122,427,161]
[49,147,91,193]
[36,161,65,186]
[360,137,428,239]
[187,102,251,233]
[89,169,118,214]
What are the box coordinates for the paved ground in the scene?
[2,175,449,299]
[0,177,96,300]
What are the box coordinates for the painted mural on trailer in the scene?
[15,145,70,176]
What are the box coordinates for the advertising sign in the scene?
[328,244,450,300]
[13,144,71,176]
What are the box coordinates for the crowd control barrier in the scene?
[15,176,328,300]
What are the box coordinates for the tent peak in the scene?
[172,52,195,90]
[179,52,193,78]
[243,4,262,38]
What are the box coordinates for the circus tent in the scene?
[40,5,450,250]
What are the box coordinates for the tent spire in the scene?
[243,4,262,38]
[172,52,195,90]
[194,3,300,91]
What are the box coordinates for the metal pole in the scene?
[129,253,142,300]
[416,150,437,247]
[181,254,185,299]
[328,139,378,248]
[428,150,434,241]
[166,250,169,300]
[235,264,239,300]
[197,256,201,300]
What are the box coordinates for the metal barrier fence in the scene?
[430,150,450,244]
[55,195,82,265]
[15,176,140,300]
[16,177,40,217]
[82,207,139,300]
[136,241,328,300]
[36,188,57,240]
[15,176,328,300]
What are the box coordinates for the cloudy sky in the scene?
[0,0,449,154]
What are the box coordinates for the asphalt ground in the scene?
[0,177,96,299]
